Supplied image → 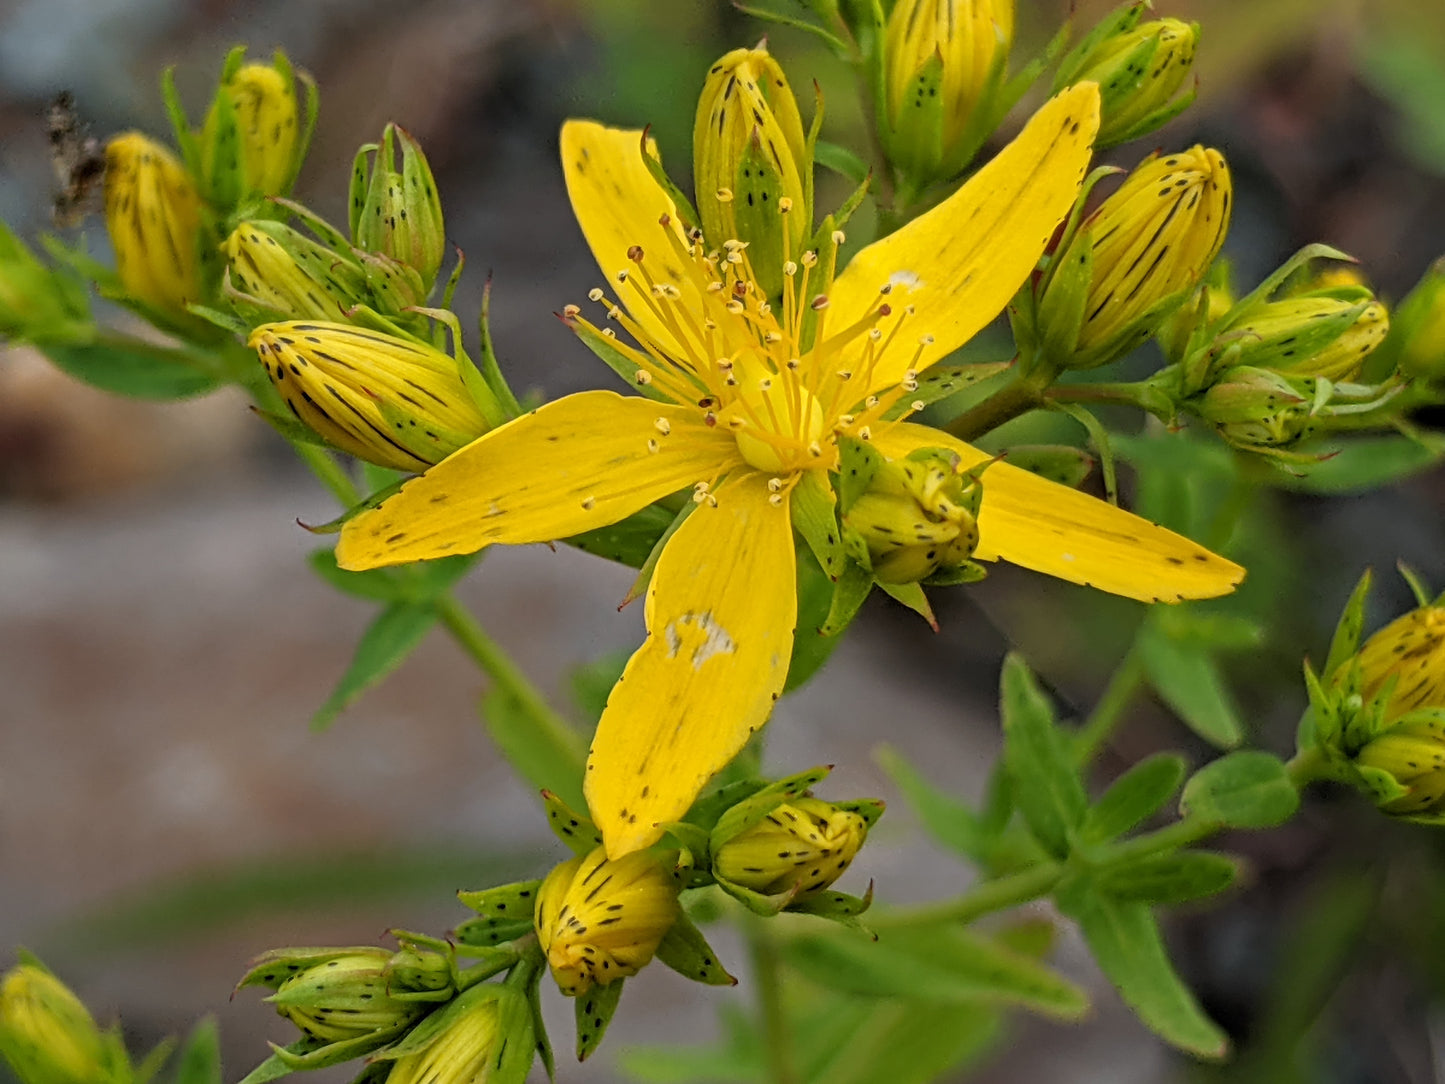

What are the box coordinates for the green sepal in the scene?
[1000,653,1086,859]
[574,979,624,1062]
[1079,753,1187,846]
[791,470,845,581]
[813,139,870,185]
[451,914,534,951]
[272,1029,398,1073]
[1054,0,1148,87]
[297,477,409,535]
[882,361,1012,419]
[834,434,884,512]
[622,499,697,607]
[565,502,675,568]
[922,560,988,587]
[878,581,935,628]
[173,1017,221,1084]
[637,129,701,235]
[310,601,436,732]
[786,544,849,690]
[714,876,797,917]
[1103,85,1197,149]
[189,302,252,337]
[1399,560,1433,608]
[541,790,604,856]
[658,821,712,870]
[564,315,673,403]
[457,880,542,920]
[654,911,737,987]
[820,559,874,636]
[161,66,202,179]
[1179,751,1299,829]
[709,765,833,848]
[1047,400,1118,502]
[1038,228,1093,365]
[734,2,852,54]
[830,797,886,828]
[202,71,243,210]
[1323,568,1373,680]
[348,143,376,240]
[526,957,556,1084]
[787,882,875,927]
[1096,851,1241,905]
[474,279,524,419]
[997,444,1095,489]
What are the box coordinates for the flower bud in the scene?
[1055,3,1198,148]
[878,0,1014,189]
[249,321,492,472]
[103,132,207,319]
[1195,365,1313,450]
[713,797,869,898]
[1040,146,1231,370]
[1355,713,1445,816]
[841,450,984,584]
[1354,605,1445,724]
[222,220,370,324]
[374,981,534,1084]
[534,846,680,997]
[200,51,307,206]
[1389,259,1445,381]
[693,47,810,300]
[265,950,433,1045]
[1229,295,1389,383]
[1155,276,1233,365]
[0,964,109,1084]
[350,125,446,291]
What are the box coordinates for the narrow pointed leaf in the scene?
[311,602,436,732]
[1001,653,1086,858]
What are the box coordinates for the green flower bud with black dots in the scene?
[842,449,986,584]
[350,124,446,292]
[248,321,493,472]
[265,950,433,1045]
[713,796,869,898]
[1054,2,1198,148]
[1228,295,1389,384]
[693,46,810,301]
[200,49,312,208]
[1194,365,1316,450]
[222,220,371,324]
[534,846,680,998]
[371,981,534,1084]
[0,964,112,1084]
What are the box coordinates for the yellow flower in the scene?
[713,797,868,898]
[103,132,206,318]
[1356,606,1445,724]
[337,84,1243,857]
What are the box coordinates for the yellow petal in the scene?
[586,471,796,857]
[831,83,1100,391]
[337,391,743,569]
[870,422,1244,602]
[561,120,697,358]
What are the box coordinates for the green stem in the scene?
[1074,645,1146,765]
[1285,745,1329,789]
[434,595,587,776]
[293,443,362,507]
[1098,815,1219,865]
[944,373,1047,442]
[875,861,1064,928]
[748,919,797,1084]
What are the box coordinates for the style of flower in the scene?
[337,83,1243,858]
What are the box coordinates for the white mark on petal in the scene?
[888,269,923,293]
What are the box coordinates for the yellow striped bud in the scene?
[1056,5,1198,148]
[249,321,491,472]
[534,846,680,998]
[222,221,370,324]
[879,0,1014,188]
[201,57,304,204]
[693,47,809,300]
[1231,296,1389,383]
[1043,146,1231,369]
[376,982,534,1084]
[103,132,207,319]
[1355,606,1445,725]
[0,965,107,1084]
[842,451,984,584]
[713,797,869,898]
[1355,715,1445,816]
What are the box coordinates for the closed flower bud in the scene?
[1055,3,1198,148]
[842,450,984,584]
[104,132,207,319]
[1355,714,1445,816]
[0,965,108,1084]
[534,846,680,997]
[265,950,433,1045]
[1196,365,1313,450]
[374,982,534,1084]
[713,797,869,898]
[1041,146,1231,370]
[200,52,308,206]
[1229,295,1389,383]
[249,321,492,472]
[693,47,809,300]
[1389,259,1445,381]
[1156,277,1233,365]
[350,125,446,291]
[222,220,370,324]
[1354,605,1445,724]
[879,0,1014,189]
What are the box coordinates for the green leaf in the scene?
[1000,654,1087,858]
[235,1050,298,1084]
[782,924,1089,1019]
[306,548,408,602]
[569,650,629,724]
[173,1018,221,1084]
[1058,889,1228,1058]
[1096,851,1241,905]
[1271,433,1445,494]
[1080,753,1187,845]
[812,139,870,184]
[481,687,588,811]
[311,602,437,732]
[875,745,991,862]
[575,979,625,1062]
[1138,622,1244,748]
[565,503,676,568]
[1323,569,1373,680]
[43,340,222,400]
[1180,752,1300,829]
[796,995,1004,1084]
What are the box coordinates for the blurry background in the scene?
[4,0,1445,1080]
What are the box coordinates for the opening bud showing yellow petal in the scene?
[534,846,681,998]
[1355,714,1445,816]
[222,220,371,325]
[350,125,447,292]
[693,47,810,300]
[200,50,310,208]
[1355,606,1445,725]
[0,964,108,1084]
[264,949,438,1045]
[104,132,209,320]
[841,449,987,585]
[878,0,1015,192]
[373,981,534,1084]
[1227,295,1389,384]
[713,796,869,898]
[1038,146,1231,371]
[1054,3,1198,148]
[249,321,492,472]
[1387,259,1445,381]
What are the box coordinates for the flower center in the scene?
[730,374,828,473]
